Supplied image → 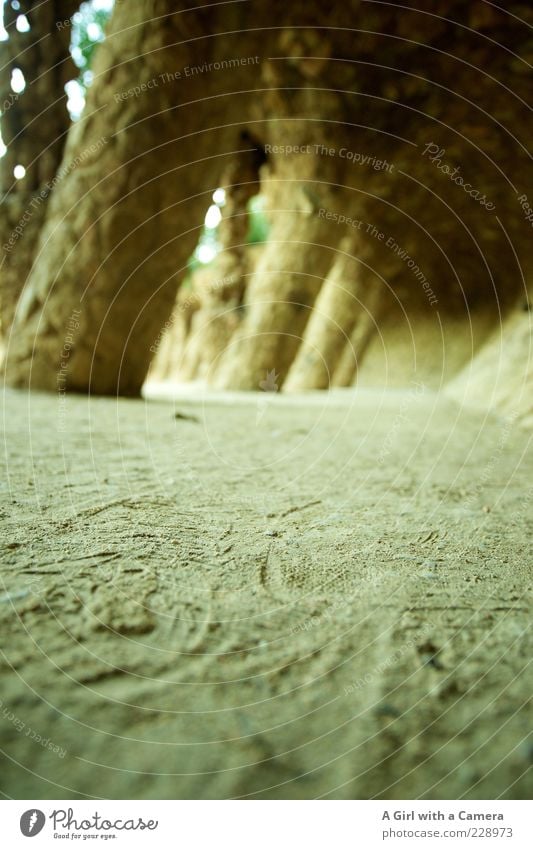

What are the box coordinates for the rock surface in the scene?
[0,386,530,799]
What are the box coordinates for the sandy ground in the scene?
[0,384,531,800]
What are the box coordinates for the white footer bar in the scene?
[2,800,530,848]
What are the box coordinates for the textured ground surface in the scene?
[0,385,531,799]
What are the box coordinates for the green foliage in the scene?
[246,194,269,245]
[184,192,269,288]
[71,3,112,73]
[64,2,113,119]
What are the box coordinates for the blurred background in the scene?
[0,1,531,802]
[0,0,531,416]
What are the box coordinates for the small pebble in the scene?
[174,411,199,423]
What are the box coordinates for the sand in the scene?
[0,384,531,799]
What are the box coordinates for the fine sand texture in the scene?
[0,386,531,799]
